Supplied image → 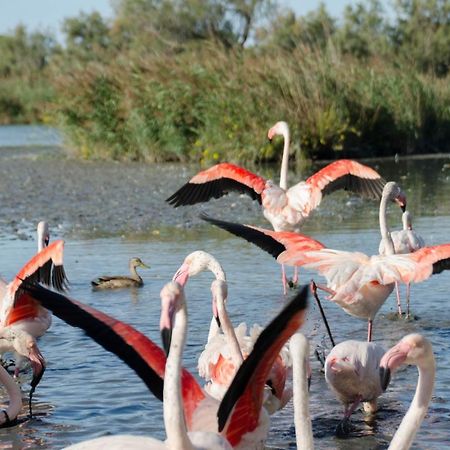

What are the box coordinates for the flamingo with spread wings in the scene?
[202,184,450,342]
[22,282,309,450]
[167,121,385,293]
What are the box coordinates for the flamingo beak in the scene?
[395,193,407,212]
[28,343,46,417]
[44,236,50,247]
[379,341,411,390]
[160,301,175,356]
[172,263,190,286]
[212,296,221,329]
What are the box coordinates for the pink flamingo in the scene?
[379,333,435,449]
[23,282,309,449]
[379,210,425,318]
[173,251,291,413]
[167,121,385,293]
[202,183,450,342]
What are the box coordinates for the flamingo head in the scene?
[6,328,46,388]
[267,121,289,142]
[383,181,407,212]
[37,221,50,248]
[210,279,228,329]
[173,251,225,286]
[160,281,184,355]
[379,333,433,391]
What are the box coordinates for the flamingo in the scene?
[0,363,23,426]
[167,121,386,293]
[379,210,425,318]
[325,339,386,435]
[22,281,309,449]
[201,182,450,342]
[379,334,435,449]
[63,282,232,450]
[91,257,150,290]
[173,251,292,413]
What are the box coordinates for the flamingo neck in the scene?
[379,193,395,255]
[0,365,22,424]
[163,302,194,450]
[291,334,314,450]
[216,295,244,366]
[402,212,411,231]
[279,126,290,191]
[208,260,226,282]
[389,356,435,450]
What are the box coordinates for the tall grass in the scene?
[49,44,450,162]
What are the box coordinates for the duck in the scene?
[91,257,149,290]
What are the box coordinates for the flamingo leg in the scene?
[367,319,373,342]
[395,281,403,317]
[292,266,299,286]
[281,264,288,295]
[406,283,411,319]
[314,282,336,297]
[336,395,362,436]
[310,280,335,348]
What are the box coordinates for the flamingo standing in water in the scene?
[167,121,386,293]
[202,182,450,342]
[379,210,425,318]
[23,281,309,450]
[173,251,292,413]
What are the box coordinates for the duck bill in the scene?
[172,264,190,286]
[379,341,411,390]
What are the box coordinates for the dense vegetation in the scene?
[1,0,450,162]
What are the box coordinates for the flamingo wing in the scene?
[303,160,385,210]
[217,286,309,446]
[20,283,206,417]
[166,163,267,207]
[201,214,325,266]
[4,240,69,325]
[370,243,450,285]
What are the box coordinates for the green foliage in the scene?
[1,0,450,158]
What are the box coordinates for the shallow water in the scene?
[0,127,449,449]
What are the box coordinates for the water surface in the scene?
[0,127,449,449]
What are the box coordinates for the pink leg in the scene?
[292,266,299,285]
[406,283,411,318]
[336,395,362,436]
[314,282,336,297]
[344,395,363,419]
[395,281,403,317]
[367,319,373,342]
[281,264,288,295]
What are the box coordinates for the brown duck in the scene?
[91,257,150,290]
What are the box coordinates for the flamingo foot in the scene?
[335,418,352,437]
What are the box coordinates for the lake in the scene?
[0,125,449,449]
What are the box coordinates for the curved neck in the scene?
[279,127,290,190]
[216,295,243,366]
[208,260,226,282]
[290,334,314,450]
[389,358,435,450]
[129,264,142,282]
[379,193,395,255]
[0,365,22,423]
[163,302,194,450]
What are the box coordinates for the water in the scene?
[0,126,449,448]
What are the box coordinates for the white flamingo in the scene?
[167,121,386,293]
[379,210,425,317]
[173,251,291,413]
[0,363,23,426]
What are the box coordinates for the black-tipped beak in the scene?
[401,204,406,213]
[379,366,391,391]
[161,328,172,356]
[215,315,221,329]
[307,374,311,391]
